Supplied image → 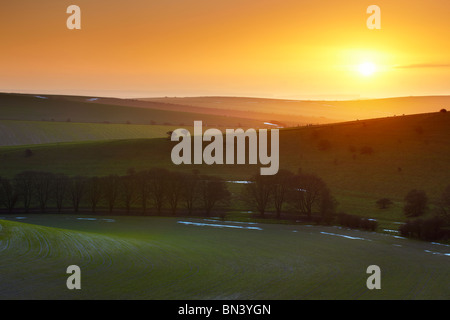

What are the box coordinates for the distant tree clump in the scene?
[24,149,33,158]
[288,173,333,220]
[376,198,393,210]
[439,108,447,113]
[403,189,428,218]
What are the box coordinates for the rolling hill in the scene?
[0,120,191,146]
[1,216,448,299]
[142,96,450,123]
[0,111,448,225]
[0,93,265,128]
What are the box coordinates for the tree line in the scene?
[0,167,370,230]
[398,187,450,241]
[241,169,378,231]
[0,169,230,216]
[2,167,448,241]
[0,167,339,223]
[242,169,336,222]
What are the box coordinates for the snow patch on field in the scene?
[227,181,252,184]
[320,231,371,241]
[76,217,115,222]
[424,250,450,257]
[432,242,450,247]
[203,219,257,225]
[177,220,262,230]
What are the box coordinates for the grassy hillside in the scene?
[279,111,450,221]
[0,120,191,146]
[0,112,448,224]
[143,96,450,122]
[0,93,264,128]
[0,216,448,299]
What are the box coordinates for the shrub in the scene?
[24,149,33,158]
[336,213,377,231]
[403,189,428,217]
[376,198,393,209]
[399,217,449,241]
[360,218,378,231]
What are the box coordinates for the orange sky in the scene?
[1,0,449,99]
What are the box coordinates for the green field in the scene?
[0,112,448,229]
[1,94,449,300]
[0,215,448,299]
[0,120,192,146]
[0,93,264,128]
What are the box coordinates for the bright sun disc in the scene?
[358,62,376,76]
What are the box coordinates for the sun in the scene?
[358,62,377,76]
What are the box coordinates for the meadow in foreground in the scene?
[0,214,448,299]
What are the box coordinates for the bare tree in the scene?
[102,175,120,213]
[271,169,294,219]
[166,171,185,215]
[148,168,168,214]
[136,170,151,214]
[86,176,103,213]
[120,173,138,214]
[198,176,230,217]
[243,174,272,217]
[69,176,87,212]
[34,172,54,213]
[182,171,199,215]
[289,173,329,219]
[14,171,36,213]
[53,173,69,213]
[0,177,18,212]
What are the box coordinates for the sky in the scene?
[1,0,449,99]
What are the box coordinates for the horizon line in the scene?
[1,90,450,103]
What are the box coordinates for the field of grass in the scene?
[0,120,192,146]
[0,99,448,300]
[0,215,448,299]
[0,112,448,229]
[143,96,450,122]
[0,93,264,128]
